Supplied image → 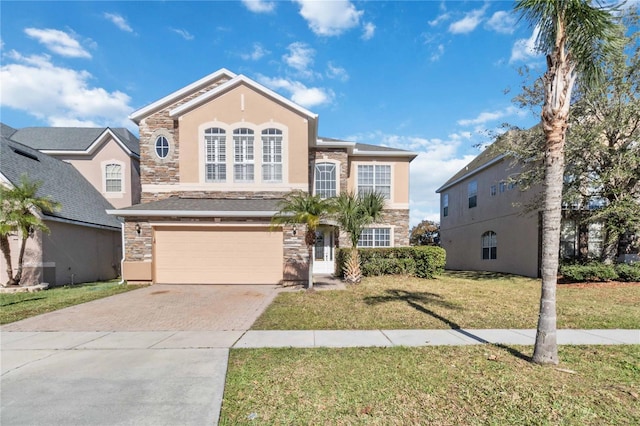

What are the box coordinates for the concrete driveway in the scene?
[1,284,280,425]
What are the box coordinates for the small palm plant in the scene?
[271,191,334,288]
[333,192,385,284]
[0,175,60,286]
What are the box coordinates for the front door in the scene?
[313,226,335,274]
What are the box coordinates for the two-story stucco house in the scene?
[110,69,416,285]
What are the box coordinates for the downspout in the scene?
[118,220,126,284]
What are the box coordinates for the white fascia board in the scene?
[106,209,279,217]
[169,74,319,121]
[0,172,14,188]
[351,149,418,158]
[436,154,506,193]
[44,214,121,231]
[129,68,237,123]
[315,139,355,148]
[40,129,140,159]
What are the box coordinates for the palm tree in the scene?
[333,192,386,284]
[271,191,334,289]
[0,175,59,286]
[515,0,622,364]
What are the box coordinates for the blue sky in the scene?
[1,1,551,225]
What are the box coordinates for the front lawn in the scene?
[221,345,640,425]
[0,280,139,325]
[252,272,640,330]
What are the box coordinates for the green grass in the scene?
[0,280,140,324]
[252,271,640,330]
[221,345,640,425]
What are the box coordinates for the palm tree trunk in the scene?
[0,235,16,286]
[14,234,28,285]
[307,245,314,289]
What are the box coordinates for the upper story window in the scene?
[358,164,391,199]
[482,231,497,260]
[468,180,478,208]
[358,228,391,248]
[262,128,282,183]
[499,181,507,193]
[155,136,170,159]
[204,128,226,182]
[490,185,497,197]
[105,163,122,192]
[315,162,337,198]
[233,128,254,182]
[442,193,449,217]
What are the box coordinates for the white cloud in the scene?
[429,13,450,27]
[457,106,526,126]
[241,0,275,13]
[170,28,194,40]
[0,51,134,129]
[362,22,375,40]
[257,75,334,108]
[240,43,269,61]
[448,6,487,34]
[294,0,363,36]
[326,62,349,82]
[24,28,91,58]
[486,11,516,34]
[510,27,541,64]
[430,44,445,62]
[283,42,315,77]
[103,13,134,33]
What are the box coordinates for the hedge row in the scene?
[335,246,446,279]
[560,262,640,282]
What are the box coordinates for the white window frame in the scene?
[315,162,337,198]
[442,193,449,217]
[155,136,170,159]
[104,163,123,193]
[357,227,392,248]
[468,180,478,208]
[101,160,125,198]
[234,128,254,182]
[204,127,226,182]
[357,164,391,200]
[482,231,497,260]
[262,128,283,183]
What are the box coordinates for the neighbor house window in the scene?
[204,127,226,182]
[442,193,449,217]
[499,181,506,193]
[234,128,254,182]
[588,223,604,258]
[155,136,169,159]
[315,162,337,198]
[482,231,497,260]
[105,163,122,192]
[490,185,497,196]
[358,164,391,199]
[358,228,391,248]
[468,180,478,208]
[560,219,577,259]
[262,128,282,183]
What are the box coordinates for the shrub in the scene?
[560,262,618,282]
[615,263,640,282]
[336,246,446,279]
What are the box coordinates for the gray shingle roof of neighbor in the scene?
[0,135,121,229]
[10,126,140,156]
[1,123,17,138]
[114,197,284,216]
[318,136,415,153]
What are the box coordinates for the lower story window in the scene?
[358,228,391,248]
[482,231,497,260]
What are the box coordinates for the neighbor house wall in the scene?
[0,229,44,286]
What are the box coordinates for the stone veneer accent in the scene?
[138,77,231,189]
[142,191,290,203]
[334,209,410,249]
[309,148,348,194]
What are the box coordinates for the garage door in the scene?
[154,226,283,284]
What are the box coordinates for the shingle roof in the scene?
[0,136,121,229]
[113,197,283,216]
[318,136,416,155]
[1,123,17,138]
[10,126,140,155]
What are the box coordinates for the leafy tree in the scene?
[271,191,334,289]
[410,219,440,246]
[0,175,59,286]
[515,0,623,365]
[332,192,386,284]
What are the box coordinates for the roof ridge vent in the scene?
[12,147,40,161]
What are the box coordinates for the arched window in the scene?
[155,136,170,159]
[233,128,254,182]
[262,128,283,182]
[204,127,226,182]
[482,231,497,260]
[315,162,336,198]
[105,163,122,192]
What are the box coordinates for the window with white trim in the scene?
[105,163,122,192]
[482,231,497,260]
[442,193,449,217]
[315,162,337,198]
[468,180,478,208]
[358,228,391,247]
[357,164,391,199]
[204,127,226,182]
[262,128,282,183]
[234,128,254,182]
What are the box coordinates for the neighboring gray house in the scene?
[1,125,122,286]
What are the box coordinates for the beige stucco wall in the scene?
[177,83,310,188]
[0,229,44,286]
[347,157,411,207]
[53,137,141,209]
[439,159,542,277]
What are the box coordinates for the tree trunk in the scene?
[14,233,28,285]
[0,235,16,286]
[344,247,361,284]
[307,244,314,289]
